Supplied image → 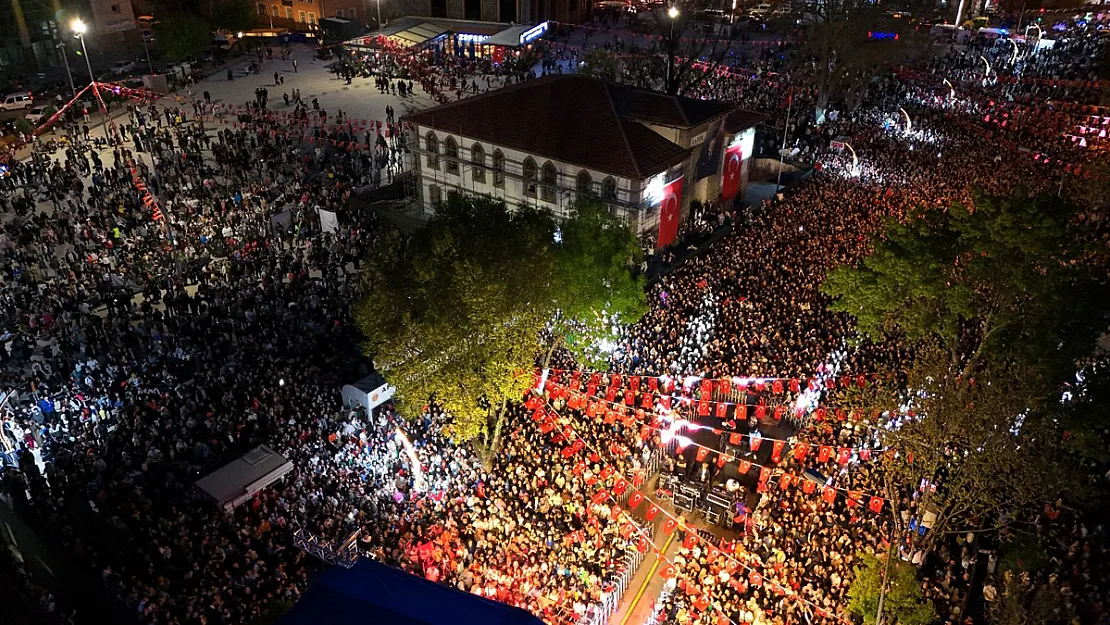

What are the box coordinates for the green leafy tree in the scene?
[822,191,1109,384]
[579,48,622,82]
[823,192,1107,549]
[546,200,647,370]
[156,12,212,62]
[210,0,256,32]
[355,196,646,460]
[987,571,1076,625]
[848,553,936,625]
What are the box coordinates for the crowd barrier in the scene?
[577,521,658,625]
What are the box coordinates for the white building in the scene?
[402,75,765,248]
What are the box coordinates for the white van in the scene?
[1,92,34,111]
[750,3,772,15]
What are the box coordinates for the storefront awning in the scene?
[344,19,449,49]
[483,21,548,47]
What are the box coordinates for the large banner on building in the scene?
[694,119,726,181]
[656,177,685,249]
[721,144,744,202]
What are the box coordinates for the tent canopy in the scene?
[277,559,546,625]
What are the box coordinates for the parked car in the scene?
[749,3,773,15]
[111,60,136,75]
[1,92,34,111]
[24,105,50,125]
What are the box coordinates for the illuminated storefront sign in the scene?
[520,21,549,44]
[457,33,490,43]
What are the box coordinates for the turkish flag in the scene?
[659,564,677,580]
[869,497,884,514]
[683,534,698,549]
[663,519,679,534]
[656,177,684,248]
[822,487,837,504]
[646,504,661,521]
[628,492,644,509]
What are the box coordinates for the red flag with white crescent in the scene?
[656,177,684,249]
[721,144,743,201]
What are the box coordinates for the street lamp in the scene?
[57,41,77,99]
[665,7,679,94]
[141,34,154,75]
[72,18,109,140]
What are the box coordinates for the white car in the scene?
[1,92,34,111]
[749,3,772,15]
[111,60,136,75]
[24,105,49,125]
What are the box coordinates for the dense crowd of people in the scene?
[0,12,1107,625]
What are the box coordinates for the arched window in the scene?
[601,176,617,201]
[523,157,537,197]
[471,143,485,183]
[492,150,505,188]
[444,137,459,174]
[576,170,593,196]
[425,132,439,169]
[427,184,441,205]
[257,2,266,15]
[541,162,557,203]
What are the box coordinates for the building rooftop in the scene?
[402,75,765,180]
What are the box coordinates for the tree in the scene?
[579,48,622,82]
[822,191,1109,385]
[546,200,647,370]
[801,2,923,120]
[155,12,212,62]
[987,571,1076,625]
[848,553,936,625]
[822,192,1107,549]
[642,7,730,96]
[210,0,256,32]
[354,196,646,459]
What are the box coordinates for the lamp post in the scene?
[665,6,679,94]
[72,19,109,140]
[57,41,77,99]
[141,33,154,75]
[377,0,383,33]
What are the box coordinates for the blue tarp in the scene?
[277,559,547,625]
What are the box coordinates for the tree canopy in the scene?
[210,0,256,33]
[823,191,1108,546]
[155,12,212,62]
[847,553,936,625]
[355,196,645,451]
[822,191,1109,384]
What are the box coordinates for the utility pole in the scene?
[58,41,77,98]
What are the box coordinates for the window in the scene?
[428,184,441,205]
[298,10,306,22]
[258,2,267,15]
[471,143,486,183]
[576,170,592,196]
[430,0,448,17]
[465,0,482,20]
[522,158,537,197]
[541,162,557,203]
[308,12,316,24]
[111,4,121,13]
[602,176,617,200]
[335,8,344,17]
[444,137,459,175]
[492,150,505,188]
[273,5,279,16]
[347,7,356,17]
[425,132,439,169]
[285,7,293,18]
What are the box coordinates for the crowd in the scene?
[0,14,1107,625]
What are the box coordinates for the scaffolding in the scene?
[293,528,361,568]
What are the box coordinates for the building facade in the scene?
[402,75,764,248]
[391,0,589,25]
[250,0,364,29]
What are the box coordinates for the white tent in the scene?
[341,373,395,412]
[195,445,293,512]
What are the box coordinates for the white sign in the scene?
[458,33,490,43]
[520,21,549,44]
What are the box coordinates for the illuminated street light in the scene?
[668,6,679,18]
[71,18,108,139]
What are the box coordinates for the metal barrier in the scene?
[576,521,657,625]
